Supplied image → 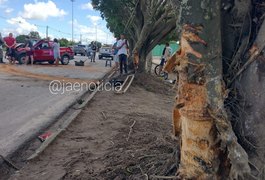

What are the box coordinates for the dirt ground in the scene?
[7,74,178,180]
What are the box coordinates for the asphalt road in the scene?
[0,55,112,157]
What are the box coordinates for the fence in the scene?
[152,43,179,57]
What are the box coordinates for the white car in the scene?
[98,46,113,60]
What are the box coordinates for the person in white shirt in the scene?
[159,43,172,75]
[116,34,129,75]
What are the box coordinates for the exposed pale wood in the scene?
[174,0,250,179]
[115,74,135,94]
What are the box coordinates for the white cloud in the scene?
[21,0,67,20]
[5,8,13,13]
[68,19,114,44]
[81,2,93,10]
[0,0,7,5]
[87,15,101,24]
[6,16,38,35]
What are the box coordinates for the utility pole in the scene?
[46,26,49,39]
[95,24,98,43]
[80,34,82,43]
[105,33,107,44]
[71,0,74,43]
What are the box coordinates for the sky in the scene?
[0,0,115,44]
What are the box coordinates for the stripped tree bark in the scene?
[166,0,251,179]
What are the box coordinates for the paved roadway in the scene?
[0,55,112,157]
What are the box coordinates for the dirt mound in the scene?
[134,73,175,95]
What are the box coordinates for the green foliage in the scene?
[90,41,102,48]
[159,31,179,45]
[91,0,177,43]
[57,39,78,47]
[16,35,27,43]
[91,0,130,37]
[68,40,75,46]
[28,31,41,39]
[59,38,69,47]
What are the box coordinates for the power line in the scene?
[0,14,74,37]
[0,14,112,43]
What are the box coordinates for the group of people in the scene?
[0,32,61,66]
[112,34,130,75]
[0,32,35,65]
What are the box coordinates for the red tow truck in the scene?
[15,39,74,65]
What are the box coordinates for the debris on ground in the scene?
[37,132,52,142]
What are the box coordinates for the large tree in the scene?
[91,0,178,72]
[164,0,265,179]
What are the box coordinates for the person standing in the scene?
[4,33,16,64]
[117,34,129,75]
[158,43,172,76]
[25,36,34,65]
[91,42,96,62]
[112,37,120,70]
[52,38,60,66]
[0,33,4,63]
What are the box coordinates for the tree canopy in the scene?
[16,35,27,43]
[28,31,41,39]
[92,0,179,71]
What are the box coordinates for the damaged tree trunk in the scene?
[169,0,251,179]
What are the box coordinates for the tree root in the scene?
[149,175,178,179]
[126,120,136,141]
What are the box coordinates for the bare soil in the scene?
[7,74,177,180]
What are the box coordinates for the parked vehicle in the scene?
[98,46,113,60]
[15,39,74,65]
[73,44,87,56]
